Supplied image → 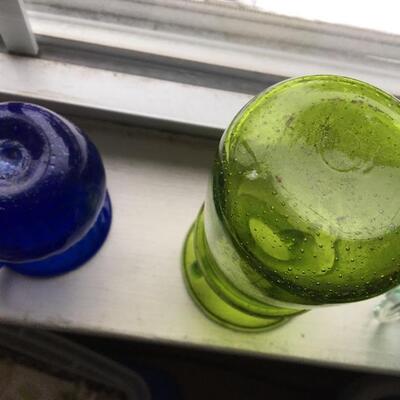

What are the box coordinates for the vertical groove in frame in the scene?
[0,0,38,56]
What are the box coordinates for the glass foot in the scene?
[374,286,400,323]
[182,223,289,332]
[6,192,112,277]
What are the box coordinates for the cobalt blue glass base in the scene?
[0,102,112,277]
[5,192,112,277]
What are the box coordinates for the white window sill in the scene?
[0,85,398,375]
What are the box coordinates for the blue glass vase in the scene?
[0,102,112,276]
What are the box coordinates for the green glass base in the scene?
[183,223,291,332]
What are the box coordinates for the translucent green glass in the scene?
[183,75,400,331]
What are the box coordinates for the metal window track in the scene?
[0,52,250,138]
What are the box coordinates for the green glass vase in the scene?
[183,75,400,331]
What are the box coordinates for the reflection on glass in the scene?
[374,287,400,322]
